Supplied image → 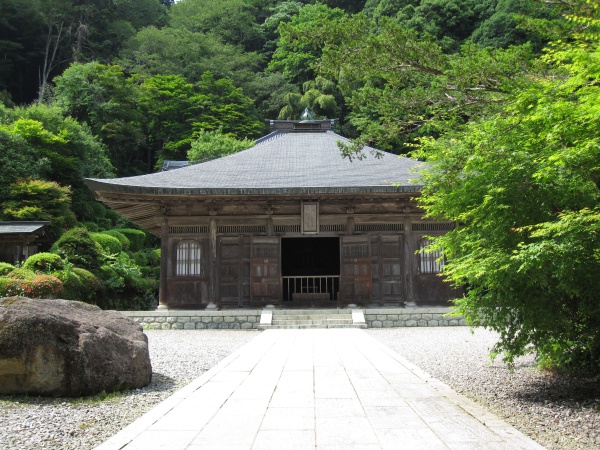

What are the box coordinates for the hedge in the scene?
[92,232,123,255]
[23,252,64,273]
[114,228,146,251]
[102,230,130,251]
[0,263,15,276]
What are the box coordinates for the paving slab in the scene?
[95,329,546,450]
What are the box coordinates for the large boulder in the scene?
[0,297,152,396]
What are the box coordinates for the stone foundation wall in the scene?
[121,307,465,329]
[364,307,466,328]
[121,310,262,330]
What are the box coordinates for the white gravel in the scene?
[368,327,600,450]
[0,330,260,450]
[1,327,598,450]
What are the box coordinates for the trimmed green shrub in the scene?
[102,230,130,251]
[114,228,146,251]
[81,221,99,232]
[54,227,103,270]
[104,209,121,226]
[23,252,64,273]
[87,201,107,220]
[54,265,100,302]
[8,268,36,279]
[72,267,102,300]
[53,269,83,300]
[0,263,15,276]
[144,233,160,249]
[92,233,123,255]
[98,264,123,288]
[149,248,161,266]
[97,218,111,230]
[134,248,161,278]
[132,251,148,267]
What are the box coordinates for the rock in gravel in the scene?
[0,297,151,397]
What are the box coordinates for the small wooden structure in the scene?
[86,120,458,309]
[0,221,50,265]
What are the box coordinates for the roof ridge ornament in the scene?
[300,108,315,121]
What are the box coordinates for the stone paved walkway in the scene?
[96,329,545,450]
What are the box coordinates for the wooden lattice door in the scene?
[340,236,371,303]
[371,234,403,305]
[250,237,281,305]
[218,236,250,306]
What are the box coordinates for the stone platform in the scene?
[121,307,465,330]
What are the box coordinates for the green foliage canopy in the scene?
[269,4,346,83]
[310,14,534,152]
[188,129,254,163]
[53,62,147,176]
[414,3,600,370]
[2,179,76,240]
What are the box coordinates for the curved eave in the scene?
[85,179,424,197]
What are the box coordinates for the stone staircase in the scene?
[258,309,367,330]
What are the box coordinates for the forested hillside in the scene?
[1,0,599,370]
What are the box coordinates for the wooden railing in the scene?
[282,275,340,302]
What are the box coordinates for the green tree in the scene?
[0,0,166,104]
[261,1,304,58]
[53,62,147,175]
[187,129,254,163]
[2,179,76,239]
[244,72,301,120]
[0,0,48,103]
[314,14,533,152]
[139,72,262,165]
[268,4,346,83]
[0,103,113,219]
[138,74,196,164]
[414,2,600,371]
[278,76,340,119]
[0,128,50,200]
[168,0,265,51]
[192,72,263,139]
[119,26,262,88]
[367,0,495,53]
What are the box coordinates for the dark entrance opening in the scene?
[281,237,340,304]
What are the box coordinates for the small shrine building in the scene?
[86,119,458,309]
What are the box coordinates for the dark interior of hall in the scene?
[281,237,340,276]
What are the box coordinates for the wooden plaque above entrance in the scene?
[301,201,319,234]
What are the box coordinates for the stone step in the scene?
[261,323,365,330]
[272,314,352,321]
[274,309,345,315]
[259,308,365,330]
[271,319,353,326]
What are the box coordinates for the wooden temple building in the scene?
[0,221,50,265]
[86,119,457,310]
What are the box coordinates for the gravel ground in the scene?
[369,327,600,450]
[1,328,598,450]
[0,330,260,450]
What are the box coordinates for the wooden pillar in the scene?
[404,218,415,306]
[157,218,169,310]
[377,234,384,306]
[207,218,218,309]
